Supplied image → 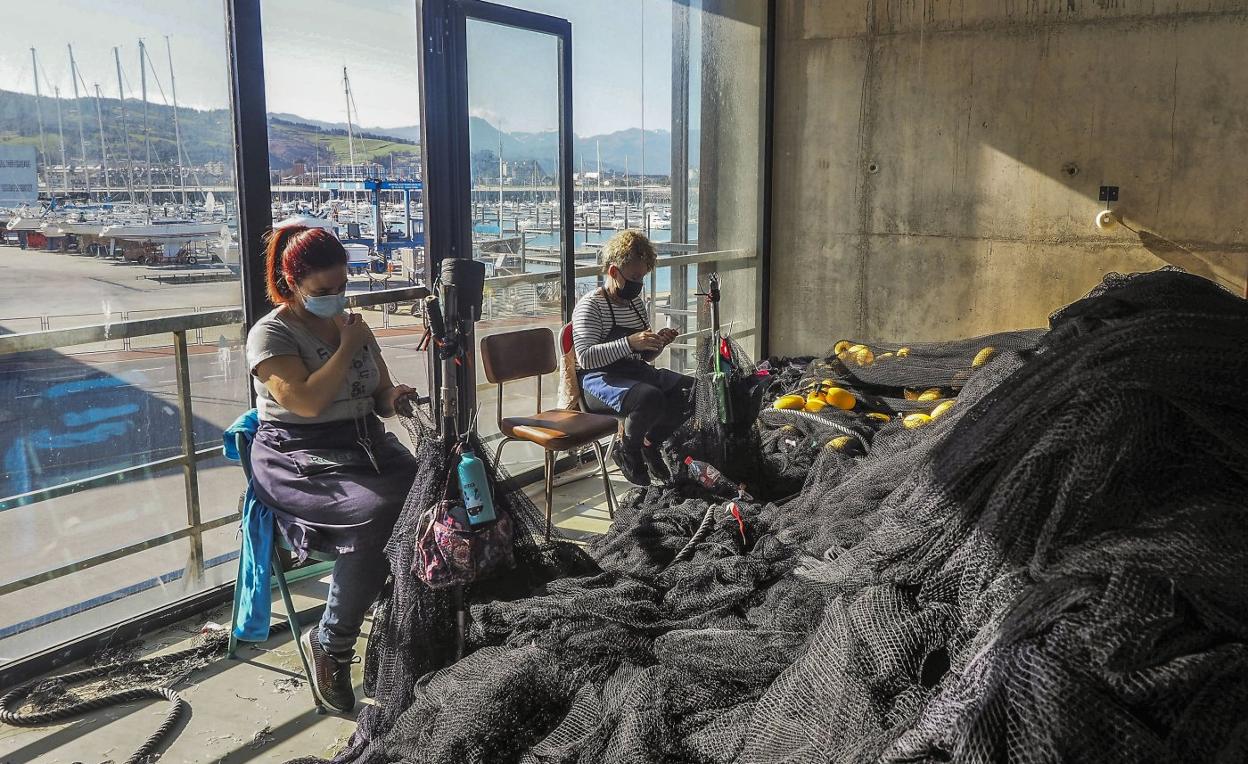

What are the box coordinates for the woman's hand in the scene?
[338,313,372,354]
[627,330,664,353]
[377,383,417,417]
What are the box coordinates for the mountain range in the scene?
[0,89,693,178]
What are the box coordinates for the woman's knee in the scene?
[622,383,665,417]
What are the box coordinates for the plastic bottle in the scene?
[457,450,496,525]
[684,456,732,492]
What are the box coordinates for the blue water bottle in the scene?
[457,449,496,525]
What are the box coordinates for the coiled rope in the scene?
[1,622,291,764]
[665,504,719,571]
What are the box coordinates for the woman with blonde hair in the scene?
[571,230,694,485]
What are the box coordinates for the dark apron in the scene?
[250,415,417,559]
[578,294,686,412]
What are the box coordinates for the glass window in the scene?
[462,16,569,474]
[260,0,430,413]
[486,0,768,382]
[0,1,246,660]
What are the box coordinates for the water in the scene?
[472,221,699,296]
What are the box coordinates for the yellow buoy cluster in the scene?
[770,340,974,430]
[775,378,862,413]
[833,341,876,367]
[904,398,957,429]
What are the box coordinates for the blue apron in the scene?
[579,293,686,411]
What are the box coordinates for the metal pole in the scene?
[114,47,137,204]
[343,67,356,168]
[68,45,91,195]
[139,40,154,208]
[93,84,110,195]
[225,0,275,335]
[639,0,645,215]
[498,123,503,239]
[30,49,48,184]
[165,36,188,207]
[173,330,205,582]
[54,86,69,193]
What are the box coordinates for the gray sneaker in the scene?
[611,441,649,486]
[641,444,672,484]
[300,625,358,714]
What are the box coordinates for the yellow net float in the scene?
[972,346,996,368]
[773,394,806,411]
[903,413,932,429]
[826,435,854,451]
[930,400,956,419]
[823,387,856,411]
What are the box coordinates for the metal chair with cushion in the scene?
[480,327,618,539]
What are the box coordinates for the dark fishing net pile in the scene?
[295,269,1248,764]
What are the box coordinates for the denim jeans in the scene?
[317,546,390,657]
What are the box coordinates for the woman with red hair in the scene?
[245,224,416,713]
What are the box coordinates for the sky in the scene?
[0,0,696,137]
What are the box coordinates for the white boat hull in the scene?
[101,221,228,240]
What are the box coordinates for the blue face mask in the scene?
[302,292,348,319]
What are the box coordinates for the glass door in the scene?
[419,0,573,475]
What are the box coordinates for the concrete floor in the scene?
[0,466,628,764]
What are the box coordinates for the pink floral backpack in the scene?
[413,444,514,589]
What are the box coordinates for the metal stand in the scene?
[433,279,469,661]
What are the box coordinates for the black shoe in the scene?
[301,625,358,714]
[641,444,672,484]
[612,441,650,486]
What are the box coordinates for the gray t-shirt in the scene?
[246,307,382,423]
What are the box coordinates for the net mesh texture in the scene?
[289,268,1248,764]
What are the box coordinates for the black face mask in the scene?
[615,276,644,300]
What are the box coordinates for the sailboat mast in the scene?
[596,139,602,213]
[114,47,136,204]
[139,39,153,207]
[93,84,110,194]
[68,45,91,195]
[343,67,356,170]
[30,49,48,185]
[624,155,629,228]
[165,36,188,207]
[54,86,69,193]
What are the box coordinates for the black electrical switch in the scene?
[1099,185,1119,202]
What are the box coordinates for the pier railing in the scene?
[480,246,758,371]
[0,287,428,647]
[0,244,754,654]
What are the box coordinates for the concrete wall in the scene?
[769,0,1248,355]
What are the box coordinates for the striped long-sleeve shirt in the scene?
[571,289,651,370]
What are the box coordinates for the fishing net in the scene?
[301,403,600,764]
[292,268,1248,764]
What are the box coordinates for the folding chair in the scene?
[480,327,618,539]
[226,429,338,715]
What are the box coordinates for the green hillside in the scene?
[0,89,418,172]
